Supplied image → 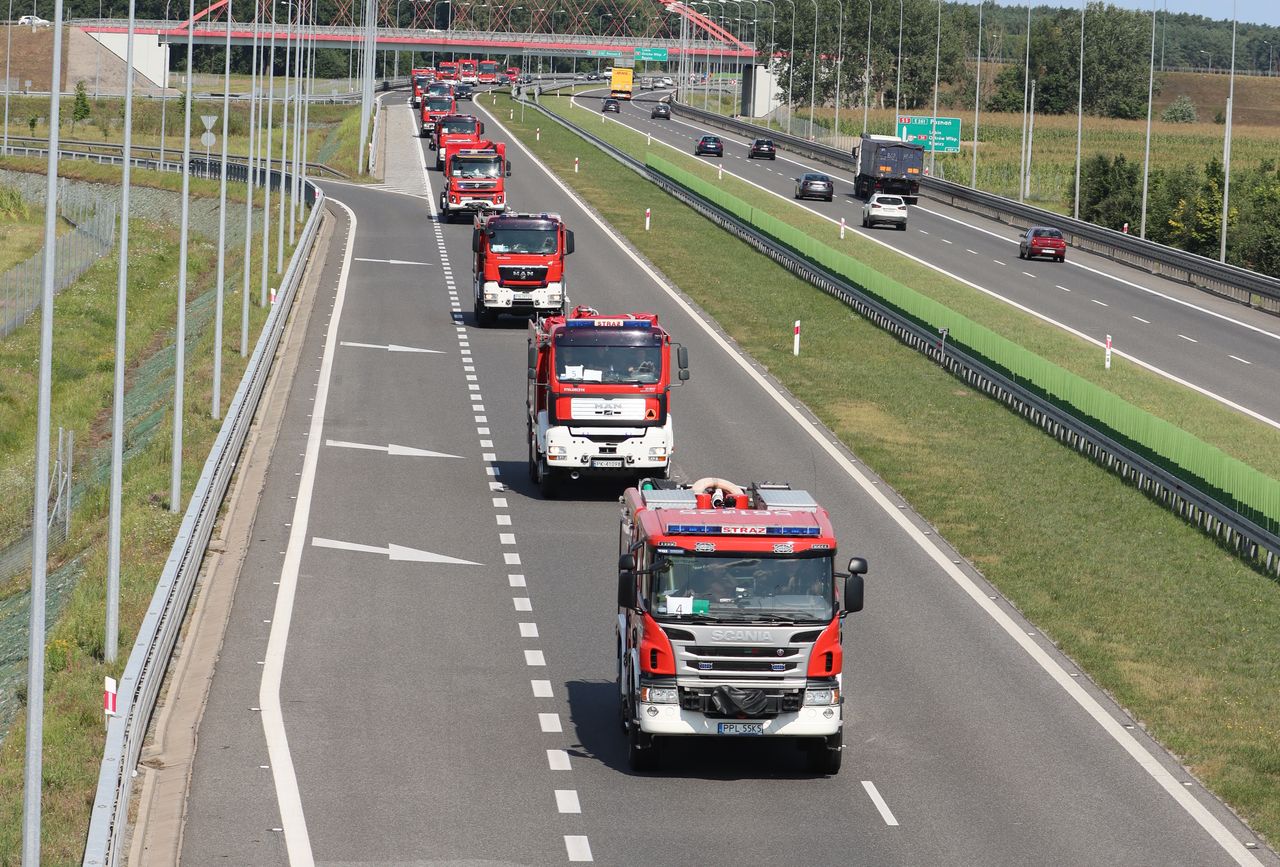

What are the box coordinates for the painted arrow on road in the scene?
[312,537,481,565]
[339,340,444,354]
[325,439,465,459]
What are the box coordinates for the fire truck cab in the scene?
[616,478,866,773]
[433,114,485,168]
[420,94,457,138]
[439,142,509,220]
[472,212,573,325]
[527,308,688,497]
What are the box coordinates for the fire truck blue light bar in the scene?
[665,524,823,536]
[565,319,652,329]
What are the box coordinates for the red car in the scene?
[1019,226,1067,262]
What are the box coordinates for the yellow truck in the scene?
[610,66,634,100]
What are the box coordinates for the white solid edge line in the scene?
[258,198,362,867]
[478,101,1264,866]
[861,781,900,827]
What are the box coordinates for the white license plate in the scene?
[717,722,764,735]
[592,459,623,468]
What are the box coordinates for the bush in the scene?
[1161,95,1197,123]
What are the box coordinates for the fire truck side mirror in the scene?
[848,556,867,575]
[842,573,865,614]
[617,555,637,608]
[505,160,513,177]
[675,345,690,382]
[479,122,485,134]
[564,230,575,255]
[472,228,482,253]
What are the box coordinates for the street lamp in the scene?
[1264,40,1273,76]
[861,0,871,136]
[929,0,940,176]
[1220,0,1237,263]
[894,0,902,115]
[971,0,982,188]
[807,0,817,139]
[1138,0,1156,237]
[1072,0,1084,219]
[1198,49,1211,72]
[832,0,844,146]
[1018,1,1031,201]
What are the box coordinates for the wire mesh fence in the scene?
[0,181,118,339]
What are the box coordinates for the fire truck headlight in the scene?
[648,446,668,457]
[548,445,567,457]
[639,686,678,704]
[803,686,840,706]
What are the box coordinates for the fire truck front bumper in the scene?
[543,421,673,473]
[445,193,506,213]
[635,703,842,737]
[481,280,563,312]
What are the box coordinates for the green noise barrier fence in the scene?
[643,151,1280,566]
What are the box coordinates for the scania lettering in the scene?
[617,478,867,773]
[527,308,689,497]
[473,212,573,325]
[440,142,509,220]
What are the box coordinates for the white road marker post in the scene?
[574,157,579,173]
[103,676,117,727]
[1105,334,1112,370]
[793,320,800,356]
[840,217,846,239]
[645,207,651,231]
[717,163,723,181]
[647,132,651,145]
[536,127,540,141]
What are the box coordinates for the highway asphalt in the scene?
[174,92,1277,865]
[572,86,1280,430]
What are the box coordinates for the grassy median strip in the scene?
[495,91,1280,844]
[0,202,289,860]
[531,89,1280,483]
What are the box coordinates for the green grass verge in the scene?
[532,90,1280,485]
[0,188,293,861]
[494,90,1280,845]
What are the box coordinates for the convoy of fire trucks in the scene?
[405,70,867,777]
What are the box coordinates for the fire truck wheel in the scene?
[536,457,560,499]
[474,300,496,327]
[627,722,660,772]
[807,734,842,775]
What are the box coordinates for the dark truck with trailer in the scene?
[852,133,924,203]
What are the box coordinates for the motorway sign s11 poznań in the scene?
[896,115,961,153]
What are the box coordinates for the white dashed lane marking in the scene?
[1230,355,1252,364]
[1091,299,1109,307]
[1133,315,1150,323]
[1179,334,1198,343]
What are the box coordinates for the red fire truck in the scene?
[458,58,479,84]
[478,59,500,84]
[419,93,457,138]
[472,212,573,325]
[616,477,867,773]
[433,114,485,170]
[505,66,521,84]
[410,68,432,107]
[437,60,459,81]
[439,142,509,220]
[527,308,689,496]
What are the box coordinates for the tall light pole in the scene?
[1138,0,1156,237]
[1219,0,1237,263]
[861,0,871,135]
[778,0,794,134]
[970,0,982,188]
[212,0,233,421]
[894,0,902,115]
[106,0,139,668]
[241,0,260,357]
[1017,1,1031,201]
[171,0,197,514]
[3,0,14,155]
[159,0,173,163]
[831,0,843,144]
[1072,0,1084,219]
[929,0,940,175]
[277,0,295,273]
[23,0,66,855]
[260,0,277,307]
[807,0,817,138]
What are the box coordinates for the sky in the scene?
[950,0,1280,28]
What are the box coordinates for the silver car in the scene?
[794,172,834,202]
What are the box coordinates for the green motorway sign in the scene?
[896,115,962,153]
[633,47,669,62]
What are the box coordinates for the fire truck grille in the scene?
[499,265,548,285]
[687,645,801,659]
[685,660,801,673]
[678,687,804,718]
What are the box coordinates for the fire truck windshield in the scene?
[439,118,477,134]
[427,98,453,112]
[556,344,662,384]
[480,62,499,73]
[489,225,557,254]
[452,156,502,178]
[649,554,835,622]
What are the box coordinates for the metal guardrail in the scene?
[521,91,1280,577]
[665,101,1280,316]
[2,135,349,178]
[81,166,326,867]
